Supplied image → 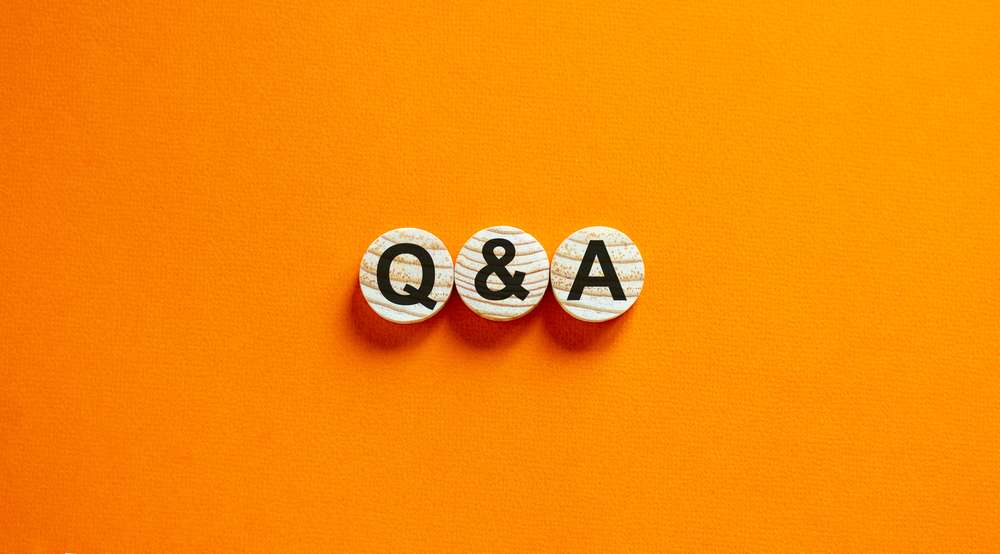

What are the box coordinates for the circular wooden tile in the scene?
[455,226,549,321]
[359,228,454,324]
[551,226,644,322]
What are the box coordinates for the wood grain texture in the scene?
[455,226,549,321]
[551,226,644,322]
[359,228,454,323]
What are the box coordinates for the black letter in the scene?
[568,240,626,301]
[475,238,529,301]
[377,243,437,310]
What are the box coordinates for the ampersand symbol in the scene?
[474,238,529,301]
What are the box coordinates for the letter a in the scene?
[568,240,626,301]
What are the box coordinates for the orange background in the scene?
[2,2,999,551]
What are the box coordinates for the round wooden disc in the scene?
[455,226,549,321]
[359,228,454,324]
[551,226,644,322]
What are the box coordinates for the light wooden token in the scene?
[359,228,454,324]
[551,226,644,322]
[455,226,549,321]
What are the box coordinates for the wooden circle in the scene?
[551,226,644,322]
[359,228,454,324]
[455,226,549,321]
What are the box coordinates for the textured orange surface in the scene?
[2,2,999,551]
